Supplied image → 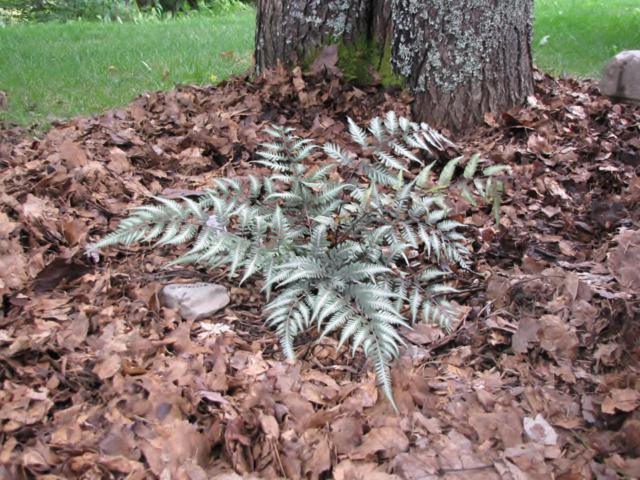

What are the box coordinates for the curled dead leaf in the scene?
[350,427,409,461]
[601,388,640,414]
[259,412,280,440]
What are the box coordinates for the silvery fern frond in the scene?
[92,112,506,411]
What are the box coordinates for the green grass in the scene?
[534,0,640,77]
[0,9,255,128]
[1,1,639,129]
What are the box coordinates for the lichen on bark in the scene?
[391,0,534,130]
[392,0,533,93]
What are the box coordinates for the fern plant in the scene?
[89,112,506,410]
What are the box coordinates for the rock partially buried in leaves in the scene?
[160,283,230,320]
[600,50,640,104]
[524,414,558,446]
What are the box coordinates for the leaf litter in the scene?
[0,66,639,478]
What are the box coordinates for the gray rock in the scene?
[160,282,230,320]
[601,50,640,104]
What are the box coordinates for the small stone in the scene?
[600,50,640,105]
[523,414,558,446]
[160,282,230,320]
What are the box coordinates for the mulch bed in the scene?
[1,66,639,479]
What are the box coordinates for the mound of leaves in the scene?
[0,66,639,479]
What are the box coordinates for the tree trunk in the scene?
[255,0,380,75]
[255,0,534,133]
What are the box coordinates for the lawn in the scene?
[533,0,640,77]
[1,0,639,128]
[0,9,255,127]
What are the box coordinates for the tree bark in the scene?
[255,0,534,133]
[255,0,376,75]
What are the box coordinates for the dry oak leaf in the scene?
[259,412,280,440]
[469,410,523,446]
[512,317,540,354]
[0,385,53,430]
[391,450,439,478]
[333,460,401,480]
[601,388,640,414]
[538,315,579,361]
[67,452,142,476]
[0,248,29,294]
[62,218,88,246]
[59,140,89,168]
[107,147,132,174]
[350,426,409,460]
[331,416,364,456]
[92,353,122,380]
[310,44,340,76]
[19,194,57,222]
[301,429,332,480]
[292,67,306,91]
[139,419,208,476]
[605,454,640,478]
[242,352,270,376]
[0,212,18,237]
[607,228,640,292]
[527,133,553,156]
[503,443,553,478]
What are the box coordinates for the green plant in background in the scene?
[0,0,139,23]
[534,0,640,77]
[0,0,249,24]
[90,112,506,409]
[2,1,637,128]
[0,11,255,128]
